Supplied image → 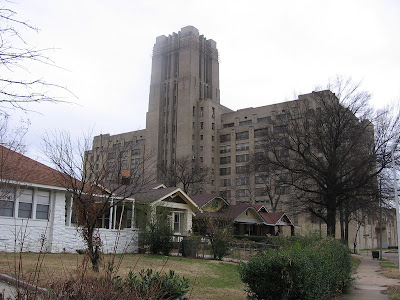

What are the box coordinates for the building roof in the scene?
[259,211,294,226]
[191,193,229,208]
[0,145,69,189]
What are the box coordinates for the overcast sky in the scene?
[5,0,400,162]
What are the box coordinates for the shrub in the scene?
[210,226,231,260]
[239,237,351,300]
[121,269,190,300]
[144,222,173,255]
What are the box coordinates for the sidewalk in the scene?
[340,254,400,300]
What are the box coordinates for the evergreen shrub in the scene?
[239,237,351,300]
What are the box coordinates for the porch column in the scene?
[109,198,114,229]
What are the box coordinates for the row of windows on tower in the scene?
[192,106,216,118]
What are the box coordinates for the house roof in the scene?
[0,145,69,189]
[259,211,294,226]
[191,193,229,207]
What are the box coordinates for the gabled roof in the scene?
[191,193,229,207]
[133,185,201,212]
[0,145,69,189]
[259,211,295,226]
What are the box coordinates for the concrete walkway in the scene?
[340,254,400,300]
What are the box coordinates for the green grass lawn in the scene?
[0,252,247,300]
[379,258,400,300]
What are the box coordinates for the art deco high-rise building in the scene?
[145,26,230,187]
[86,26,317,212]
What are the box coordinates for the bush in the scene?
[121,269,190,300]
[48,268,189,300]
[144,222,173,255]
[210,226,231,260]
[239,237,351,300]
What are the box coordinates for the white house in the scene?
[0,145,138,253]
[0,146,200,254]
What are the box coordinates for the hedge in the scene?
[239,237,352,300]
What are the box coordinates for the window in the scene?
[200,157,203,163]
[212,135,214,141]
[36,189,50,220]
[239,120,252,126]
[120,151,129,158]
[236,131,249,140]
[193,106,195,116]
[200,122,203,129]
[212,123,215,130]
[236,154,249,163]
[220,167,231,176]
[223,123,234,128]
[254,128,268,138]
[276,149,289,158]
[256,188,268,196]
[236,177,249,186]
[220,190,231,198]
[131,158,140,165]
[200,146,203,151]
[237,189,250,198]
[275,185,291,195]
[255,175,268,184]
[236,142,249,151]
[255,164,269,173]
[212,107,215,118]
[274,125,288,134]
[173,212,184,233]
[18,188,33,218]
[255,140,266,149]
[220,156,231,164]
[0,188,14,217]
[200,107,204,116]
[220,179,231,187]
[220,134,231,143]
[108,152,116,159]
[220,145,231,153]
[257,116,271,123]
[236,165,249,174]
[200,135,203,140]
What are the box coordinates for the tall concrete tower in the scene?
[146,26,221,185]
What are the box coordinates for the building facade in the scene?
[85,26,397,248]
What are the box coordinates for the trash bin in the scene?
[372,250,379,259]
[181,237,198,258]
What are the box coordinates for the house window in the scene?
[239,120,252,126]
[0,188,14,217]
[254,128,268,138]
[173,212,184,233]
[255,140,265,149]
[200,122,203,129]
[36,189,50,220]
[18,188,33,218]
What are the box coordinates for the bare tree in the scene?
[42,131,155,271]
[0,5,71,113]
[252,77,400,237]
[158,156,209,195]
[0,114,28,213]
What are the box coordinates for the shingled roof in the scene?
[0,145,69,189]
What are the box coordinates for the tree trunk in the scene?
[339,205,345,240]
[344,206,350,244]
[326,207,336,237]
